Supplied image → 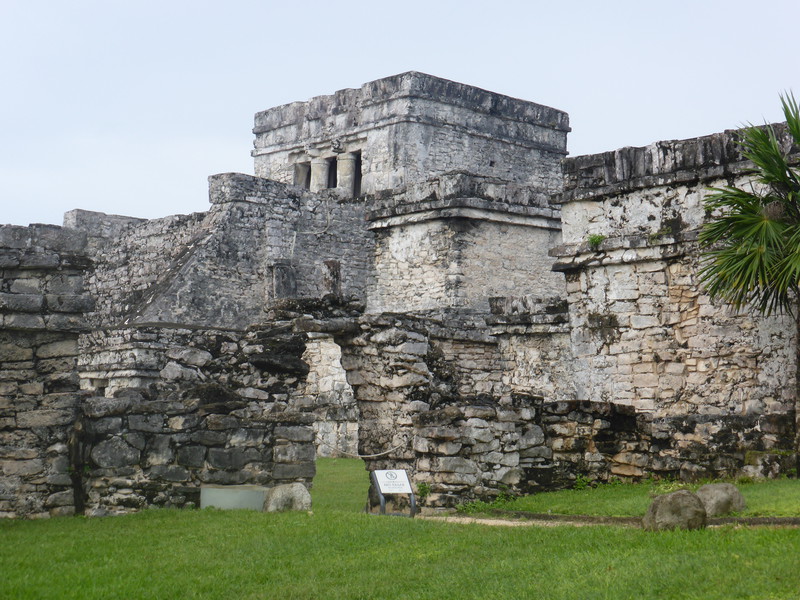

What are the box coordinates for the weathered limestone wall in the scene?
[70,174,374,331]
[488,295,575,402]
[75,324,316,515]
[79,394,314,516]
[366,173,564,313]
[330,313,659,508]
[552,128,798,477]
[66,209,209,327]
[368,220,562,313]
[0,225,92,518]
[253,72,569,196]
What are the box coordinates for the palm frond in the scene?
[781,92,800,147]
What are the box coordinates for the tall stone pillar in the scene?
[337,153,357,196]
[310,158,330,192]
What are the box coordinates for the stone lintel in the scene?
[252,115,569,159]
[367,204,560,231]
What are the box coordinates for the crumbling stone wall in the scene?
[70,174,373,331]
[330,313,653,508]
[78,392,314,516]
[0,225,92,518]
[488,295,575,402]
[65,209,208,327]
[552,128,798,477]
[76,323,317,515]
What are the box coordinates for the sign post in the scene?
[370,469,416,518]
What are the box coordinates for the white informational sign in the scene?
[373,469,413,495]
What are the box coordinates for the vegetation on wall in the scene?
[699,93,800,315]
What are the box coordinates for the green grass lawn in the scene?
[1,459,799,599]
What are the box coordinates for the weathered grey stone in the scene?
[90,438,140,468]
[177,446,206,468]
[87,417,123,435]
[82,397,132,418]
[642,490,707,531]
[190,430,228,446]
[207,448,247,470]
[695,483,746,517]
[129,414,164,433]
[273,444,315,463]
[144,435,173,466]
[0,293,45,313]
[272,463,316,480]
[149,465,190,482]
[45,490,74,507]
[204,414,239,430]
[519,426,545,448]
[16,409,75,428]
[0,343,34,362]
[159,361,200,381]
[274,426,314,442]
[436,457,478,474]
[166,347,213,367]
[45,294,94,313]
[4,314,46,330]
[1,459,44,476]
[263,483,312,512]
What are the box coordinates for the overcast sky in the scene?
[1,0,798,226]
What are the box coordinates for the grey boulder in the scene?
[695,483,746,517]
[642,489,707,531]
[263,483,312,512]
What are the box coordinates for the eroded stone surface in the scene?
[263,482,312,512]
[642,490,707,531]
[696,483,746,517]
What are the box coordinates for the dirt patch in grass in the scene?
[424,510,800,529]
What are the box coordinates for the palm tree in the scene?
[699,93,800,315]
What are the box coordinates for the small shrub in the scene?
[456,489,516,515]
[416,482,431,500]
[573,474,591,490]
[587,234,606,251]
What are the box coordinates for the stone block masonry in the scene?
[366,172,564,313]
[73,323,319,516]
[71,174,374,332]
[552,127,799,478]
[0,225,92,518]
[253,72,569,196]
[3,73,800,517]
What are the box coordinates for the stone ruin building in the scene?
[1,72,798,518]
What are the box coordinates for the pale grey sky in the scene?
[1,0,798,226]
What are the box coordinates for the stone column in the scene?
[336,153,357,196]
[293,162,311,189]
[309,158,330,192]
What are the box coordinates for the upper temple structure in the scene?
[1,72,798,518]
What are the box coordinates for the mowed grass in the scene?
[504,477,800,518]
[0,460,798,600]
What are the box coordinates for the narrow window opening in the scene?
[326,157,338,188]
[353,151,362,197]
[323,260,342,298]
